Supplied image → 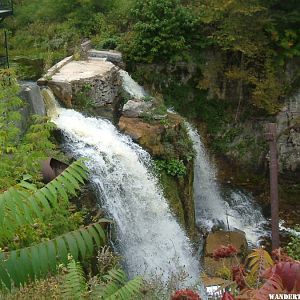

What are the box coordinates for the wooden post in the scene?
[4,30,9,68]
[265,123,280,250]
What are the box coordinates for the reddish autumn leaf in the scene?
[272,248,293,263]
[232,265,246,290]
[263,261,300,292]
[222,291,235,300]
[171,289,201,300]
[212,244,238,261]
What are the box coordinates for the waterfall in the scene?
[119,70,147,100]
[49,105,200,286]
[187,124,267,246]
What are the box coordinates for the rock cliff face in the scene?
[277,91,300,177]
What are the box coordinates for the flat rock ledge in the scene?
[38,58,121,108]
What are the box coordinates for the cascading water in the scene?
[48,103,200,287]
[186,124,267,246]
[119,70,147,100]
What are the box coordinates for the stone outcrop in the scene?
[119,116,166,155]
[122,100,152,118]
[17,82,46,135]
[20,82,46,116]
[118,113,197,237]
[46,59,121,108]
[277,91,300,176]
[204,230,248,276]
[88,49,124,68]
[118,114,182,156]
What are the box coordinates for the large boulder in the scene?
[38,58,122,118]
[20,82,46,116]
[204,230,248,276]
[16,82,46,135]
[118,116,165,155]
[118,113,183,156]
[122,100,152,118]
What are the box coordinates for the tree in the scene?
[121,0,199,63]
[197,0,283,115]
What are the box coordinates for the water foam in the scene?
[52,108,200,285]
[187,124,267,245]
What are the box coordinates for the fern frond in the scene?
[246,248,274,287]
[0,222,106,290]
[61,259,87,300]
[92,268,143,300]
[0,159,88,244]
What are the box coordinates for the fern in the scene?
[61,259,87,300]
[246,248,273,287]
[91,269,143,300]
[0,222,106,290]
[0,159,88,244]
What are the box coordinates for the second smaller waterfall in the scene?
[187,124,267,245]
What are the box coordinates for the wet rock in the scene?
[118,113,183,156]
[20,82,46,116]
[204,230,248,276]
[122,100,152,118]
[118,116,165,155]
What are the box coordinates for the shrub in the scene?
[155,159,187,177]
[120,0,198,63]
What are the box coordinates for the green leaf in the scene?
[65,233,79,261]
[46,240,57,272]
[72,231,86,259]
[56,237,68,265]
[80,228,93,256]
[0,263,11,290]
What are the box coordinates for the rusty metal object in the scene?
[41,158,68,183]
[265,123,280,250]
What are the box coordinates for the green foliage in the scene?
[91,268,143,299]
[200,0,269,55]
[121,0,200,63]
[0,70,58,190]
[0,222,106,290]
[61,258,87,300]
[75,83,94,109]
[265,0,300,65]
[8,207,84,251]
[285,226,300,261]
[155,159,187,177]
[0,159,89,246]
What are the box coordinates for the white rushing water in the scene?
[119,70,147,100]
[50,106,200,285]
[187,124,267,246]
